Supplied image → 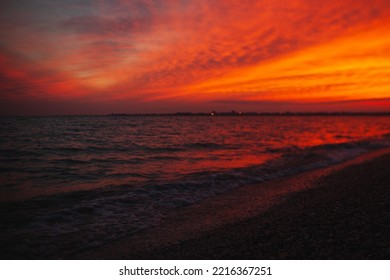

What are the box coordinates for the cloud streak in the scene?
[0,0,389,114]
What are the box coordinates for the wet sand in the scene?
[72,148,390,259]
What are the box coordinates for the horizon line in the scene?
[2,111,390,117]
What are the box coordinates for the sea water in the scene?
[1,115,389,257]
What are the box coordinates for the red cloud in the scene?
[0,0,389,114]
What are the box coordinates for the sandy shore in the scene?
[72,148,390,259]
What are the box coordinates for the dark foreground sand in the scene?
[73,149,390,259]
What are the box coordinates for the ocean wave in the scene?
[1,134,389,258]
[184,142,239,150]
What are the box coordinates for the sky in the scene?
[1,0,390,115]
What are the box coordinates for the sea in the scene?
[1,115,389,258]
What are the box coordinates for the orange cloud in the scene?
[0,0,389,113]
[182,20,390,104]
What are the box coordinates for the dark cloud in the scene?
[60,15,154,35]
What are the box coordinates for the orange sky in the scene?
[0,0,390,114]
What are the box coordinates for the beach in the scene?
[72,148,390,260]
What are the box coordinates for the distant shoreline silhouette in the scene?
[109,111,390,117]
